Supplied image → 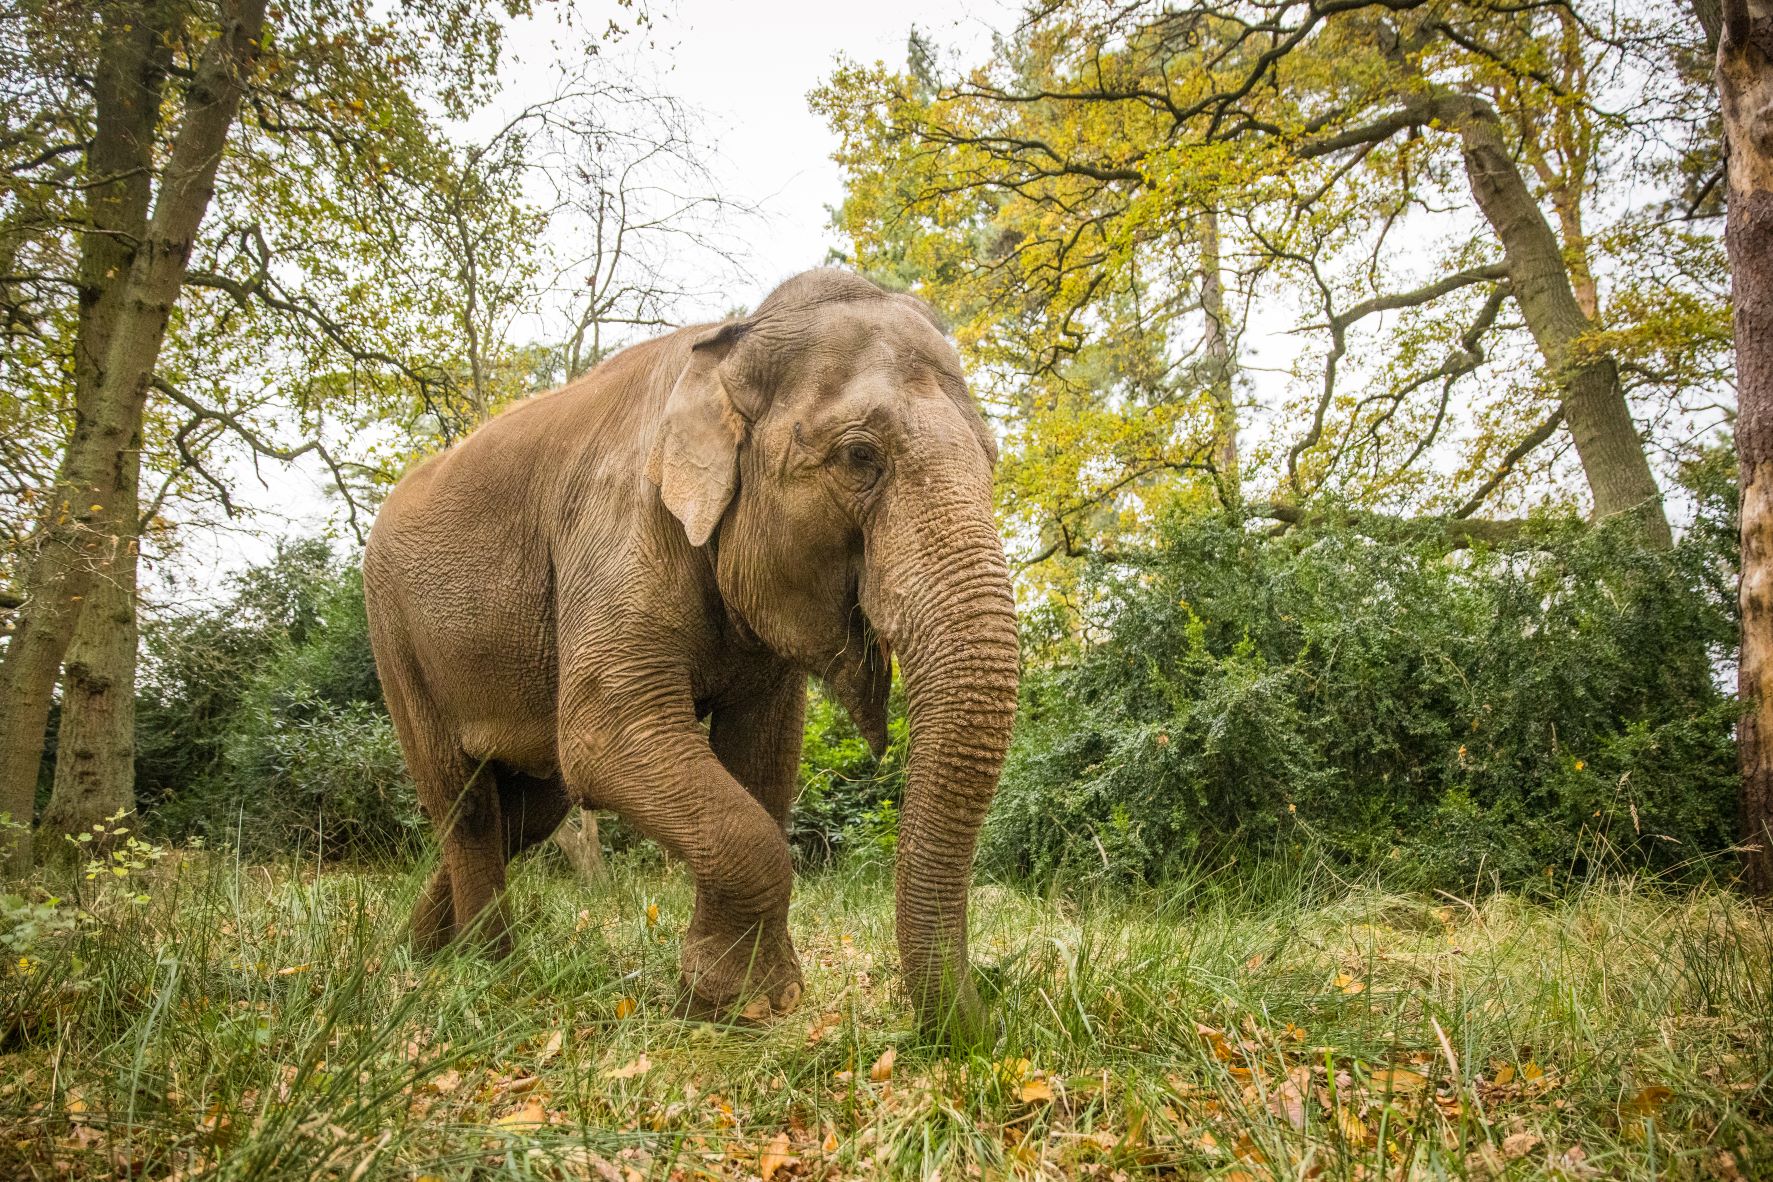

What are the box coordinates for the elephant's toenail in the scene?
[738,994,772,1023]
[774,981,803,1014]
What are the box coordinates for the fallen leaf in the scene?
[1335,1107,1368,1145]
[499,1075,539,1095]
[1017,1077,1055,1103]
[821,1130,839,1154]
[645,903,660,929]
[1549,1142,1601,1179]
[760,1132,793,1182]
[275,964,312,977]
[614,996,637,1019]
[551,1150,624,1182]
[1500,1131,1542,1160]
[1333,972,1366,995]
[1369,1066,1428,1093]
[1521,1061,1545,1082]
[1490,1061,1516,1086]
[806,1012,842,1045]
[1245,952,1266,971]
[602,1054,652,1081]
[1270,1069,1309,1129]
[996,1057,1032,1084]
[429,1068,462,1095]
[1196,1024,1237,1062]
[493,1098,547,1131]
[1621,1085,1672,1118]
[538,1029,564,1064]
[868,1046,896,1082]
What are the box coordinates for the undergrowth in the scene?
[1,850,1768,1180]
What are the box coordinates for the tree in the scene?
[1718,0,1773,892]
[818,0,1729,583]
[0,0,270,874]
[0,0,589,873]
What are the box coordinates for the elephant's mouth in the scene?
[824,604,891,755]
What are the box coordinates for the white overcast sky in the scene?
[511,0,1015,313]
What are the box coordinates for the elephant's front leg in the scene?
[560,695,802,1021]
[709,665,808,834]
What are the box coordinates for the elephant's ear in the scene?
[648,321,752,547]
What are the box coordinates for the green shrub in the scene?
[789,684,906,864]
[139,541,421,859]
[983,493,1741,891]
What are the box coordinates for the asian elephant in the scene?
[362,269,1019,1038]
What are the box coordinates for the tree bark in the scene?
[38,457,140,860]
[1720,0,1773,894]
[32,4,169,864]
[1199,207,1240,507]
[0,0,268,875]
[1440,95,1673,548]
[552,810,605,879]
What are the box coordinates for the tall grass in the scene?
[3,847,1768,1180]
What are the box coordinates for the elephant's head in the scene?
[647,269,1018,1039]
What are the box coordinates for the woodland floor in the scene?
[1,851,1769,1180]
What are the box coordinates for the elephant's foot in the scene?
[677,924,803,1023]
[410,869,458,956]
[453,901,515,958]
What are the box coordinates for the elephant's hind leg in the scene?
[378,646,512,956]
[412,865,456,954]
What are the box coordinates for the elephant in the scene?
[362,269,1019,1038]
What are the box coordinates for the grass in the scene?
[2,845,1770,1181]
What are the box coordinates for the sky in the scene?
[595,0,1010,312]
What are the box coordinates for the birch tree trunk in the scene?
[0,0,268,875]
[1720,0,1773,894]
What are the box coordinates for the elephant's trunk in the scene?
[863,468,1019,1039]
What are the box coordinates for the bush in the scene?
[983,493,1741,892]
[789,684,906,864]
[139,541,421,859]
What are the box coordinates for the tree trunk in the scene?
[1720,0,1773,894]
[0,0,268,875]
[38,454,140,861]
[1442,95,1672,548]
[31,4,169,865]
[1199,207,1240,507]
[553,810,605,879]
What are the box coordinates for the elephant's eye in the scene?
[845,442,880,469]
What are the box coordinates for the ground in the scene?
[1,848,1769,1180]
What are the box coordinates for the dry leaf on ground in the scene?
[760,1132,793,1181]
[1369,1066,1429,1093]
[493,1098,548,1131]
[602,1054,652,1081]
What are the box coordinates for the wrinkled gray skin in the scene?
[363,270,1018,1036]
